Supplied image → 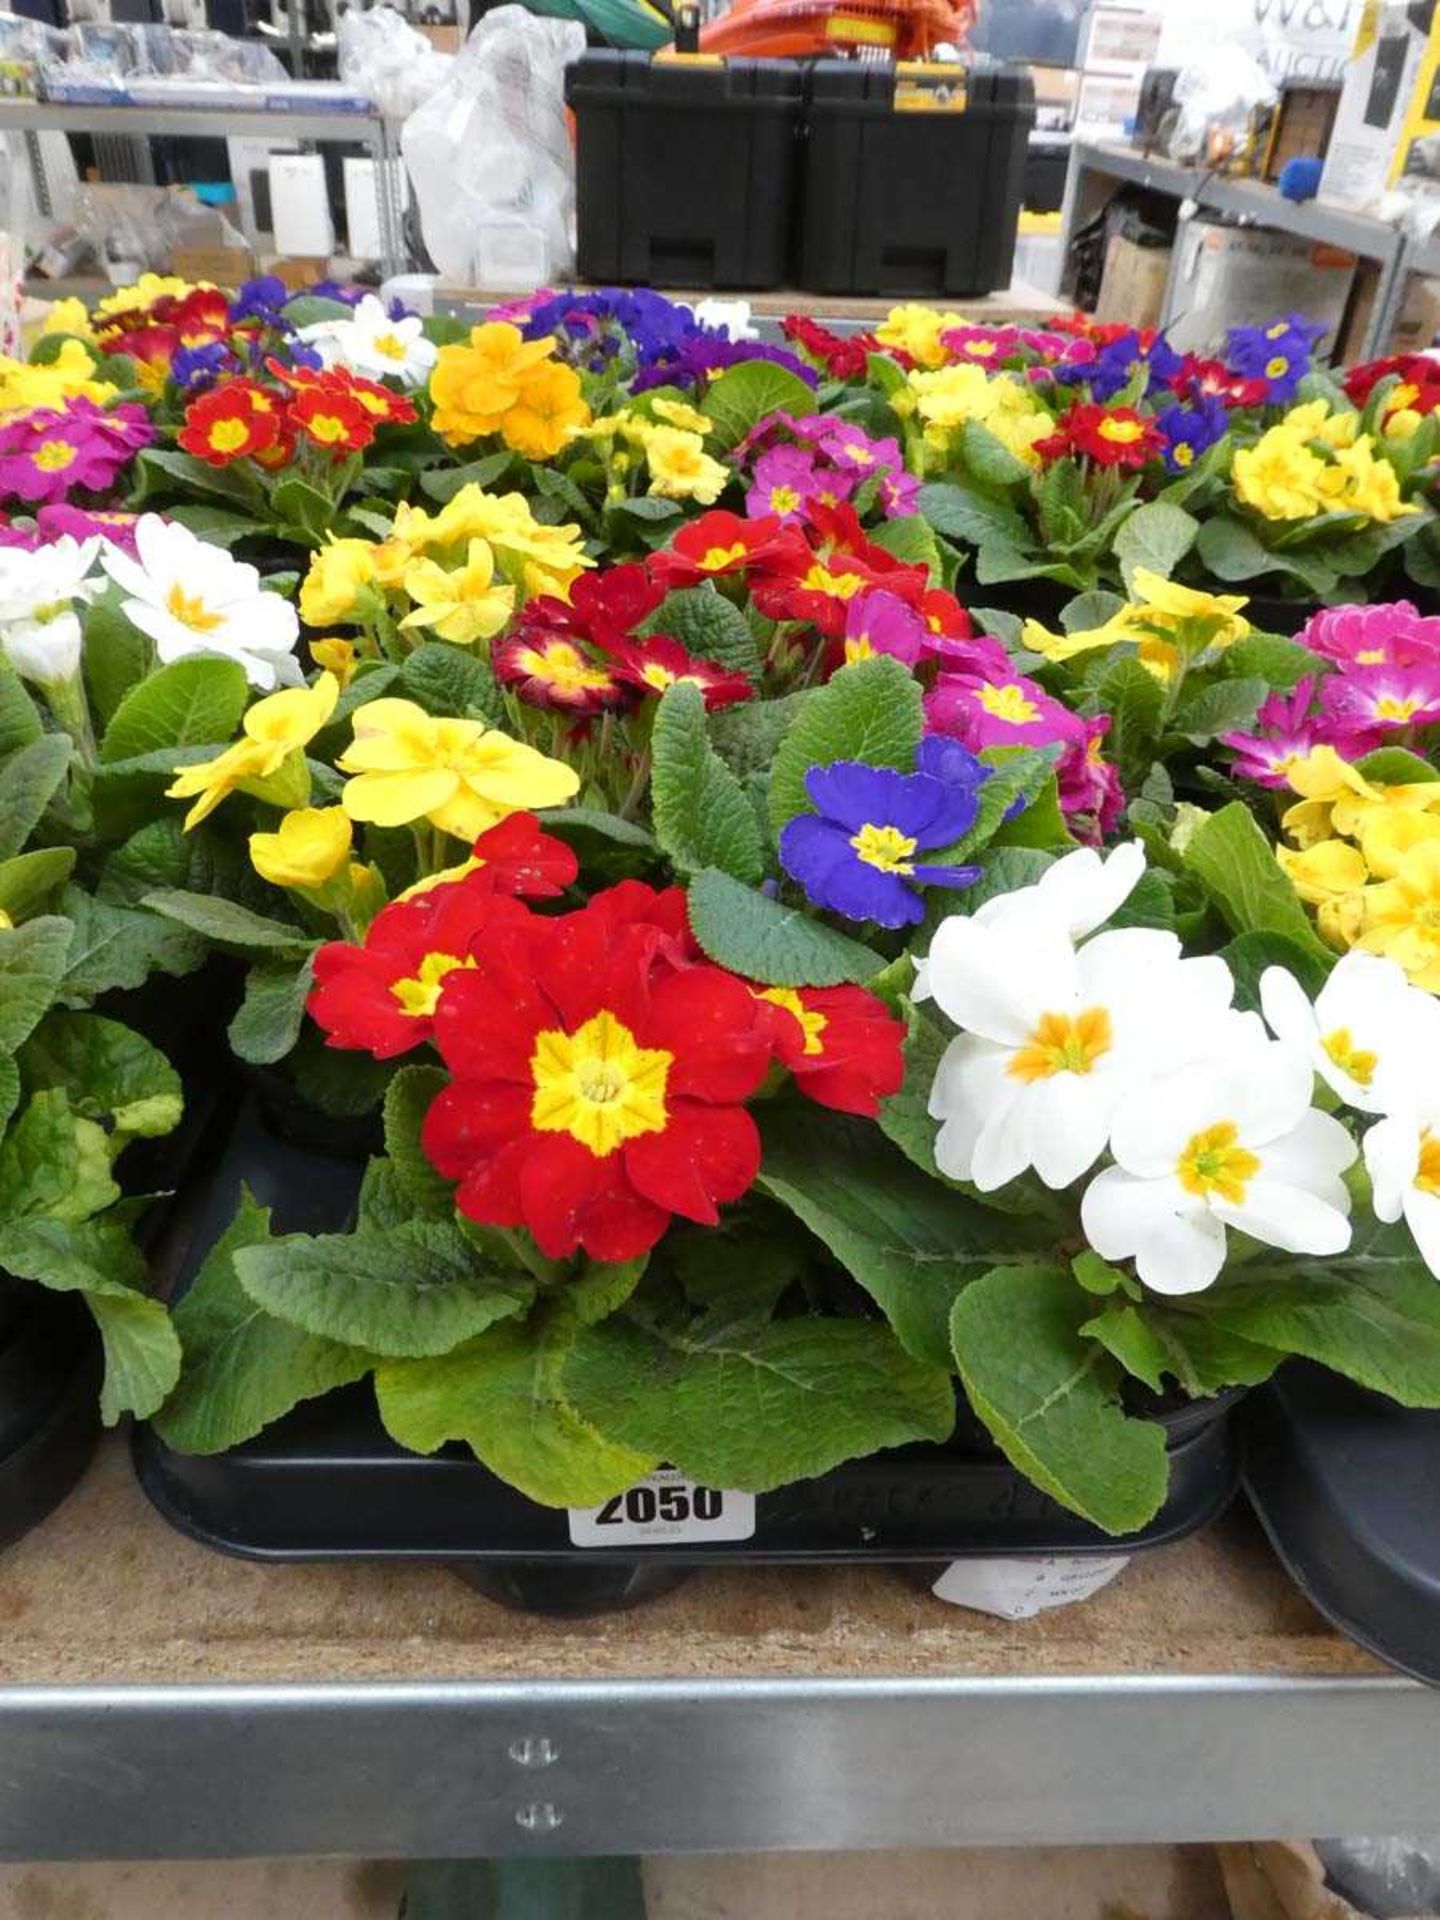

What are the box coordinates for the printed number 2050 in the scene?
[594,1484,724,1526]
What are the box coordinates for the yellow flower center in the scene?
[1173,442,1195,469]
[33,438,77,472]
[757,986,828,1057]
[1099,418,1145,444]
[1376,695,1423,722]
[845,635,876,663]
[518,641,612,696]
[307,411,350,445]
[207,418,250,455]
[164,584,224,633]
[850,822,917,874]
[977,682,1041,724]
[1266,356,1290,380]
[373,332,407,361]
[801,564,866,601]
[1008,1007,1114,1082]
[1357,647,1388,664]
[390,951,476,1018]
[769,486,802,515]
[1322,1026,1377,1088]
[1417,1129,1440,1195]
[841,441,876,463]
[529,1008,671,1158]
[699,543,747,571]
[1176,1120,1260,1204]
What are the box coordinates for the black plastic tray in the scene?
[134,1100,1242,1614]
[0,1287,101,1554]
[1243,1365,1440,1684]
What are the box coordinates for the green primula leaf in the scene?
[1221,633,1316,690]
[1197,515,1337,594]
[1222,929,1332,1013]
[1167,676,1268,744]
[19,1010,182,1140]
[0,915,71,1054]
[56,890,203,1003]
[1109,867,1178,933]
[1356,745,1438,785]
[156,1190,372,1452]
[640,586,761,679]
[399,643,504,727]
[1080,1300,1169,1392]
[564,1256,647,1328]
[270,477,334,547]
[0,848,75,923]
[1061,590,1127,634]
[132,447,268,511]
[944,747,1058,862]
[375,1314,656,1507]
[951,1263,1170,1535]
[1097,657,1166,793]
[418,452,516,504]
[1086,1302,1282,1399]
[289,1037,391,1119]
[565,1313,954,1492]
[686,868,884,987]
[650,683,765,884]
[0,734,71,861]
[759,1104,1052,1369]
[141,890,313,955]
[0,1215,180,1421]
[381,1064,454,1218]
[1113,500,1200,589]
[1182,802,1331,963]
[918,480,1031,554]
[709,692,812,781]
[1199,1218,1440,1405]
[163,505,265,548]
[867,513,942,578]
[0,1089,118,1226]
[666,1224,804,1336]
[227,952,318,1066]
[234,1217,532,1359]
[959,419,1031,489]
[769,655,922,833]
[83,594,151,731]
[700,360,818,453]
[0,659,43,757]
[99,655,250,765]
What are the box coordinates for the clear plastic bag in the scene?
[1165,42,1277,168]
[339,6,453,121]
[400,4,584,286]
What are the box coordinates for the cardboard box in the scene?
[1164,216,1356,356]
[269,255,332,292]
[172,244,255,285]
[1321,0,1440,214]
[1390,272,1440,352]
[1094,232,1172,330]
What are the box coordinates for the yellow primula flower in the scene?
[1231,426,1329,521]
[644,426,730,504]
[1277,839,1370,905]
[1282,399,1360,450]
[300,538,378,627]
[501,361,591,461]
[310,637,358,688]
[38,297,94,342]
[165,674,339,828]
[1357,806,1440,880]
[249,807,353,890]
[1024,570,1249,681]
[1325,438,1419,525]
[399,540,516,647]
[427,486,593,597]
[1357,840,1440,990]
[338,697,578,842]
[876,303,966,370]
[0,339,117,417]
[397,855,484,901]
[428,322,557,446]
[1318,891,1368,951]
[96,274,203,316]
[650,396,712,434]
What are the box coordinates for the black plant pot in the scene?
[242,1064,384,1165]
[133,1099,1243,1616]
[0,1282,102,1554]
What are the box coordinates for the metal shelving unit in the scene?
[0,97,406,278]
[1060,139,1414,360]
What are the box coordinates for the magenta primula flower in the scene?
[878,468,920,516]
[1222,680,1345,788]
[1322,660,1440,735]
[939,325,1029,367]
[1299,600,1440,672]
[1057,716,1125,841]
[746,446,822,522]
[925,669,1085,755]
[842,589,927,668]
[0,397,154,505]
[38,503,143,557]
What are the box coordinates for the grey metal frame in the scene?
[0,98,405,279]
[1,1673,1439,1859]
[1059,139,1414,361]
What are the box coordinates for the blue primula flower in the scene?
[1224,314,1326,403]
[779,741,988,929]
[1157,396,1228,475]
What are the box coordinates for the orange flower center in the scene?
[1008,1007,1114,1082]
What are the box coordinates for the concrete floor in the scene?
[0,1847,1233,1918]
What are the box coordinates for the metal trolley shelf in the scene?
[2,1440,1439,1860]
[0,97,405,280]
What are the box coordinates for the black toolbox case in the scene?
[799,60,1036,297]
[567,49,805,290]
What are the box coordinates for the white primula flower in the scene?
[2,611,82,687]
[0,535,102,625]
[1081,1037,1356,1296]
[102,515,301,690]
[688,298,757,340]
[925,912,1244,1192]
[300,294,437,387]
[1260,950,1440,1113]
[1364,1087,1440,1281]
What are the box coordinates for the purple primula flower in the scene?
[1059,330,1184,402]
[1225,314,1326,404]
[1158,396,1228,475]
[1223,679,1338,787]
[229,274,290,326]
[305,279,366,309]
[172,340,237,391]
[633,337,819,394]
[878,467,920,517]
[779,754,987,929]
[843,589,928,668]
[814,421,905,477]
[747,446,821,522]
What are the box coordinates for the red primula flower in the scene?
[103,324,181,384]
[493,630,631,714]
[1344,354,1440,422]
[521,563,666,650]
[169,286,232,349]
[287,382,375,457]
[177,381,282,467]
[422,891,774,1261]
[752,983,905,1118]
[649,510,806,588]
[780,314,889,381]
[1047,403,1165,470]
[342,371,419,426]
[1170,356,1268,410]
[606,635,754,710]
[308,816,576,1058]
[915,587,975,660]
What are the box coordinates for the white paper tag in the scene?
[930,1553,1130,1619]
[567,1470,756,1547]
